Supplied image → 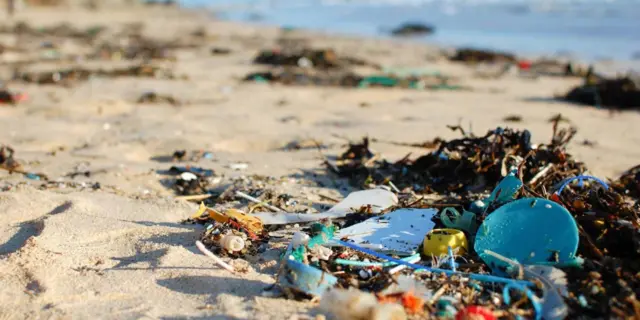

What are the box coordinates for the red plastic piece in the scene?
[456,305,496,320]
[518,60,532,71]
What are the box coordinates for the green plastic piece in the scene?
[441,207,477,235]
[290,223,335,263]
[252,76,269,83]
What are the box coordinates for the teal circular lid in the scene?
[474,198,579,271]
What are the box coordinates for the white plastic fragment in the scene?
[292,232,310,249]
[252,188,398,225]
[525,265,569,320]
[180,172,198,181]
[219,234,245,252]
[309,245,333,261]
[320,288,407,320]
[331,208,437,255]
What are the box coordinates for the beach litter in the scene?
[0,89,27,105]
[170,119,640,318]
[136,91,181,106]
[13,64,176,86]
[243,68,466,90]
[253,47,380,70]
[0,145,47,180]
[562,74,640,109]
[449,48,516,64]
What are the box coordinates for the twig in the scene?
[430,284,449,304]
[235,191,285,212]
[195,240,236,273]
[175,194,212,201]
[528,164,554,186]
[363,153,380,167]
[318,194,340,203]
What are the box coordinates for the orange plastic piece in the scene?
[377,291,425,314]
[192,203,264,235]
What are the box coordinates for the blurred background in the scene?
[177,0,640,61]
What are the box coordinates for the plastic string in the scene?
[334,240,534,287]
[335,253,421,267]
[555,175,609,196]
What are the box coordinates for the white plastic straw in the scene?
[195,240,236,273]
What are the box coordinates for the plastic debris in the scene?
[278,257,338,297]
[456,306,496,320]
[195,240,236,273]
[475,198,579,271]
[320,288,407,320]
[332,208,436,255]
[191,203,264,236]
[252,187,397,225]
[0,89,27,105]
[219,234,245,253]
[563,74,640,109]
[422,229,468,257]
[440,207,477,235]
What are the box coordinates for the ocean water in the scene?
[180,0,640,61]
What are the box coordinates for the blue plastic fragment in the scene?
[503,283,542,320]
[482,171,523,211]
[335,240,534,287]
[448,247,457,272]
[25,173,40,180]
[578,295,589,307]
[278,258,338,297]
[435,296,458,317]
[555,175,609,196]
[475,198,580,274]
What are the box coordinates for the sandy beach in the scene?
[1,3,640,319]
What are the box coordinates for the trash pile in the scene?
[0,88,27,105]
[252,48,380,70]
[162,165,215,196]
[449,48,517,64]
[0,145,47,180]
[245,46,466,90]
[13,64,176,86]
[181,121,640,319]
[244,69,464,90]
[563,74,640,109]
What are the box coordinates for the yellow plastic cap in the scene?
[422,228,468,257]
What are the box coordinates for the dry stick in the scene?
[235,191,285,212]
[528,163,554,186]
[430,284,449,304]
[318,193,340,203]
[363,153,380,167]
[195,240,236,273]
[175,194,212,201]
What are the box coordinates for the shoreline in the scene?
[181,0,640,64]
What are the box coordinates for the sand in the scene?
[1,4,640,320]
